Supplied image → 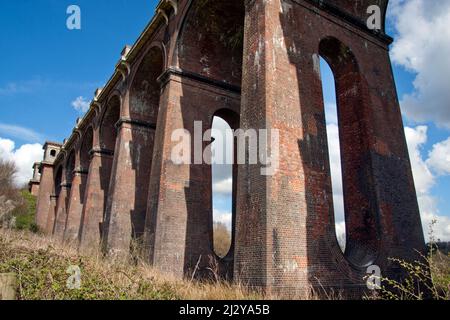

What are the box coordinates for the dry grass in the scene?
[4,228,446,300]
[0,229,262,300]
[0,229,343,300]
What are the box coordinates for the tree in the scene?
[0,159,18,226]
[0,159,17,197]
[0,159,38,231]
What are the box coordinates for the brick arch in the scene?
[102,43,165,257]
[64,133,92,243]
[145,0,244,278]
[78,102,118,250]
[99,95,121,151]
[209,108,240,280]
[65,149,76,184]
[53,165,63,199]
[128,44,164,124]
[80,126,94,171]
[52,151,66,185]
[43,163,63,234]
[310,0,389,32]
[319,36,380,268]
[91,101,101,120]
[52,157,71,239]
[165,0,178,14]
[176,0,245,86]
[133,41,167,72]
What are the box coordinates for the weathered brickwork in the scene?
[31,0,426,298]
[35,142,61,231]
[28,163,41,196]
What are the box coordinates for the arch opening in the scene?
[100,97,120,152]
[319,57,346,253]
[319,37,380,268]
[78,127,93,208]
[54,166,63,198]
[126,46,164,245]
[130,46,164,124]
[169,0,244,279]
[99,97,120,226]
[66,151,76,185]
[211,116,233,259]
[80,127,93,172]
[210,110,239,264]
[51,165,63,233]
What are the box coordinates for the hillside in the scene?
[0,229,260,300]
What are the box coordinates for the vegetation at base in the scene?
[12,190,38,232]
[213,222,231,258]
[365,221,450,300]
[0,230,260,300]
[0,232,178,300]
[0,159,39,233]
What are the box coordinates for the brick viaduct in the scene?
[30,0,426,297]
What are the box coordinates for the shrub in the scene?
[213,222,231,258]
[12,190,38,232]
[0,229,259,300]
[0,159,19,227]
[367,221,449,300]
[0,159,17,197]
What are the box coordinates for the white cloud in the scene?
[324,102,338,126]
[0,123,45,143]
[213,208,232,231]
[421,211,450,243]
[0,137,43,187]
[389,0,450,128]
[335,221,346,252]
[327,123,344,224]
[0,78,47,96]
[427,137,450,176]
[405,126,435,195]
[404,126,450,241]
[213,177,233,195]
[326,124,450,242]
[211,116,234,225]
[71,96,91,113]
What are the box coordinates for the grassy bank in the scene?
[0,229,261,300]
[1,228,448,300]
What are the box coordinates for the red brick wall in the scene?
[102,47,164,258]
[234,0,425,297]
[32,0,425,298]
[35,164,54,232]
[146,72,241,278]
[29,183,40,197]
[79,150,114,252]
[177,0,244,86]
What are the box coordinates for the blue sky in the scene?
[0,1,449,241]
[0,0,155,143]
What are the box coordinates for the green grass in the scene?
[11,190,38,233]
